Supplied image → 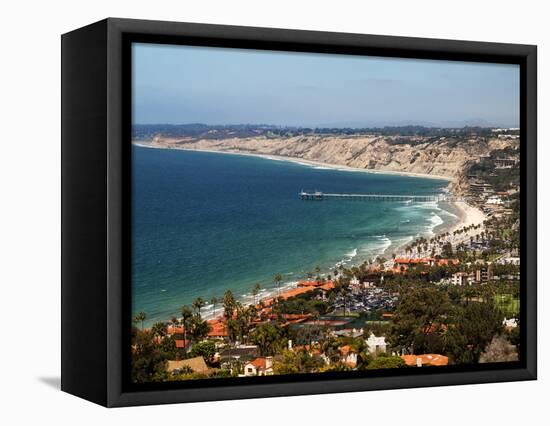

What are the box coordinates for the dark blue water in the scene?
[132,146,455,324]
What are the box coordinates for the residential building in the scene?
[166,356,209,375]
[339,345,358,368]
[475,266,493,282]
[451,272,475,286]
[503,318,518,329]
[486,195,503,205]
[366,333,387,355]
[244,356,274,376]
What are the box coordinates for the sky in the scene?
[132,42,520,128]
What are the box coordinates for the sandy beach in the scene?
[449,201,486,233]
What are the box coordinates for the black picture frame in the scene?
[61,17,537,407]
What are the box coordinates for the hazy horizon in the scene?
[132,43,520,129]
[132,122,518,130]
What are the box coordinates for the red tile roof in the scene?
[401,354,449,366]
[297,280,334,288]
[167,326,184,335]
[207,319,228,337]
[248,357,268,370]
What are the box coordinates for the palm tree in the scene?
[170,316,179,334]
[151,322,166,339]
[223,290,236,320]
[134,311,146,331]
[180,306,193,351]
[192,297,206,317]
[210,296,218,318]
[273,273,283,297]
[253,283,261,305]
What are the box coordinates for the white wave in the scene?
[428,212,444,227]
[346,248,358,258]
[412,201,440,210]
[375,235,392,253]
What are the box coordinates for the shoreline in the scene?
[132,141,454,182]
[190,198,487,325]
[133,140,486,325]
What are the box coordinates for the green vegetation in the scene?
[494,294,520,317]
[365,353,406,370]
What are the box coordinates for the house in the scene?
[207,319,228,338]
[494,157,519,169]
[297,279,334,288]
[451,272,475,286]
[244,357,273,376]
[401,354,448,367]
[339,345,358,368]
[167,325,184,335]
[366,333,387,355]
[436,258,460,267]
[503,318,518,329]
[475,266,493,282]
[498,257,520,266]
[393,258,435,270]
[166,356,209,375]
[218,345,259,363]
[486,196,503,205]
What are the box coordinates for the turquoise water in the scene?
[131,146,457,324]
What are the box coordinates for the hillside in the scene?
[134,126,519,193]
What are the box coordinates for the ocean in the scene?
[131,146,457,324]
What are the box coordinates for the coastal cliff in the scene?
[140,132,518,192]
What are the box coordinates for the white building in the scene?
[243,356,273,376]
[503,318,518,328]
[451,272,475,286]
[499,257,520,266]
[486,196,504,205]
[366,333,387,355]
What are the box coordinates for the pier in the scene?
[299,190,451,202]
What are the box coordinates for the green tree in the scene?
[159,335,177,359]
[273,350,300,375]
[131,329,168,382]
[388,286,451,355]
[134,311,147,331]
[190,340,217,363]
[253,283,261,305]
[189,314,211,343]
[446,302,503,364]
[151,321,167,339]
[365,353,406,370]
[180,306,193,351]
[223,290,236,320]
[273,273,283,297]
[250,323,282,356]
[192,297,206,317]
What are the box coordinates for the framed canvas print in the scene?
[61,18,537,407]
